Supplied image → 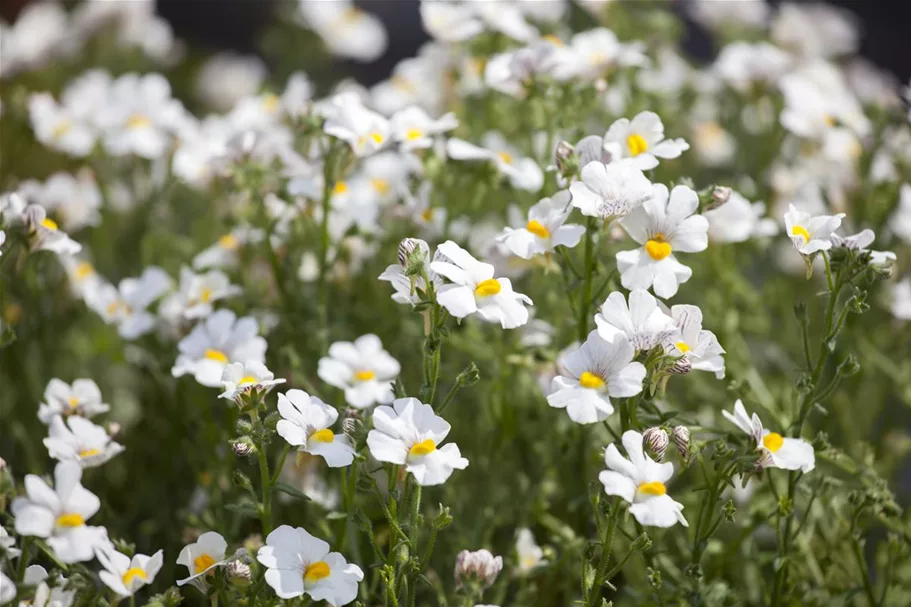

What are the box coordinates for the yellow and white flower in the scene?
[568,160,653,221]
[599,430,688,528]
[85,266,172,339]
[276,390,356,468]
[662,304,726,378]
[23,204,82,256]
[367,397,469,486]
[318,334,400,408]
[783,204,844,256]
[323,93,390,157]
[496,191,586,259]
[515,528,547,573]
[704,190,778,243]
[419,1,483,43]
[723,400,815,472]
[219,362,285,403]
[44,415,124,468]
[615,184,708,298]
[11,461,108,563]
[18,170,102,232]
[379,238,442,306]
[96,542,163,597]
[602,112,690,170]
[15,565,75,607]
[547,331,646,424]
[257,525,364,603]
[430,240,533,329]
[594,289,677,353]
[390,106,458,151]
[159,266,242,322]
[38,378,109,424]
[192,227,262,270]
[27,92,97,157]
[549,28,647,82]
[177,531,228,588]
[298,0,387,62]
[446,134,544,192]
[172,310,267,388]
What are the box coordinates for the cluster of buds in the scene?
[454,549,503,590]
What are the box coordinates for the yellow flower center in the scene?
[497,151,513,165]
[627,133,649,156]
[310,429,335,443]
[525,220,550,239]
[194,553,216,574]
[542,34,564,46]
[791,225,810,243]
[75,262,94,279]
[406,128,424,141]
[333,181,348,196]
[122,568,148,586]
[68,397,80,408]
[218,234,239,250]
[52,120,72,140]
[41,218,59,231]
[676,341,690,353]
[638,481,667,496]
[474,279,501,297]
[79,448,101,458]
[421,208,434,221]
[392,76,416,93]
[56,513,85,528]
[371,178,390,194]
[354,370,376,381]
[370,132,385,144]
[199,287,213,304]
[262,93,279,113]
[409,439,437,456]
[204,349,229,363]
[823,115,836,127]
[126,114,152,130]
[579,371,605,389]
[304,561,331,583]
[239,375,258,385]
[762,432,784,453]
[645,237,672,261]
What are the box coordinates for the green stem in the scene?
[586,503,618,607]
[578,218,597,342]
[270,444,291,485]
[317,144,339,352]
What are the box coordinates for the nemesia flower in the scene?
[771,3,858,59]
[662,305,726,378]
[96,543,163,597]
[159,266,241,322]
[24,205,82,256]
[890,278,911,321]
[723,400,815,472]
[420,1,483,43]
[28,92,96,157]
[616,184,709,298]
[298,0,388,62]
[429,240,533,329]
[547,331,646,424]
[195,52,267,112]
[390,106,458,150]
[454,549,503,589]
[704,191,778,243]
[18,170,102,232]
[38,378,110,424]
[192,228,261,270]
[783,204,844,256]
[379,238,442,306]
[568,160,653,220]
[318,334,400,408]
[85,266,172,339]
[549,28,647,82]
[594,289,677,353]
[602,112,690,170]
[713,42,791,93]
[0,568,13,604]
[496,191,586,259]
[367,397,469,486]
[177,531,228,588]
[599,430,688,528]
[0,527,20,559]
[16,565,75,607]
[830,229,896,269]
[11,461,107,563]
[276,389,356,468]
[516,528,546,573]
[323,93,390,157]
[446,134,544,192]
[218,361,285,402]
[172,310,267,388]
[44,415,124,468]
[256,525,364,603]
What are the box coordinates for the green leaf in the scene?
[272,481,311,501]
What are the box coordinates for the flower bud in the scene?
[0,456,6,473]
[226,559,252,588]
[643,427,669,461]
[397,238,430,270]
[672,426,690,460]
[631,532,652,552]
[554,140,576,175]
[669,356,692,375]
[707,186,732,210]
[106,422,122,440]
[454,549,503,589]
[232,437,256,457]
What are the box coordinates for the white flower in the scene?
[85,266,172,339]
[723,400,815,473]
[367,397,469,486]
[549,28,647,82]
[778,62,869,140]
[704,191,778,243]
[594,289,677,353]
[44,416,124,468]
[192,228,261,270]
[38,378,110,424]
[0,2,69,75]
[783,204,844,256]
[420,1,483,42]
[568,161,653,220]
[96,543,163,597]
[602,112,689,170]
[516,528,546,573]
[18,170,102,232]
[714,42,791,93]
[378,240,442,306]
[177,531,228,587]
[496,192,586,259]
[24,205,82,256]
[771,3,858,59]
[518,317,555,349]
[370,46,449,116]
[830,229,896,269]
[318,334,400,408]
[159,266,241,322]
[599,430,688,528]
[257,525,364,604]
[0,527,20,559]
[890,278,911,321]
[662,305,726,378]
[454,549,503,588]
[16,565,75,607]
[218,362,286,402]
[11,461,107,563]
[195,53,267,112]
[616,184,709,298]
[688,0,769,30]
[446,134,544,192]
[0,230,5,257]
[390,106,458,151]
[323,93,390,157]
[547,331,646,424]
[889,183,911,244]
[298,0,387,62]
[429,240,533,329]
[276,390,356,468]
[172,310,267,388]
[0,568,13,605]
